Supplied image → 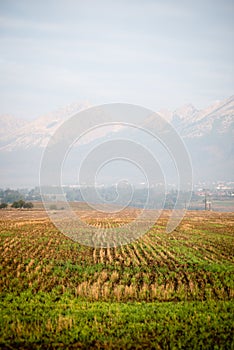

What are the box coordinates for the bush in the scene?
[23,202,33,209]
[12,200,25,208]
[11,200,34,209]
[0,202,8,209]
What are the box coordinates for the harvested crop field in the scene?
[0,208,233,349]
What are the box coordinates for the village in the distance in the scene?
[1,180,234,212]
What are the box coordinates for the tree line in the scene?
[0,200,34,209]
[0,189,34,209]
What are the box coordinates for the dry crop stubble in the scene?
[1,207,233,301]
[0,207,234,348]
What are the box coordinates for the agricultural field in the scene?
[0,207,234,349]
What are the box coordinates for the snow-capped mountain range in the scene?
[0,96,233,187]
[0,102,91,151]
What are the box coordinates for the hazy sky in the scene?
[0,0,233,119]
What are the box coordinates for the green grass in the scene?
[0,291,233,350]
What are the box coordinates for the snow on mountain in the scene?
[173,103,198,121]
[180,95,234,138]
[0,101,90,151]
[157,96,234,139]
[0,96,233,186]
[0,114,27,138]
[1,96,233,152]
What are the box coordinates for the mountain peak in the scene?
[173,103,197,120]
[0,114,27,138]
[0,101,91,151]
[0,96,233,186]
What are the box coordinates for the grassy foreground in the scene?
[0,292,233,349]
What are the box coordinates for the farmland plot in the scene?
[0,208,233,349]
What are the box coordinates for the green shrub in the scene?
[0,202,8,209]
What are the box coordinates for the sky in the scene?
[0,0,233,119]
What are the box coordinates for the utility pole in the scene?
[204,191,207,210]
[204,189,212,211]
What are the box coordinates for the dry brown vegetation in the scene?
[0,207,233,302]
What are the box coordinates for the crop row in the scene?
[0,211,233,302]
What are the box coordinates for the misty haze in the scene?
[0,1,233,349]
